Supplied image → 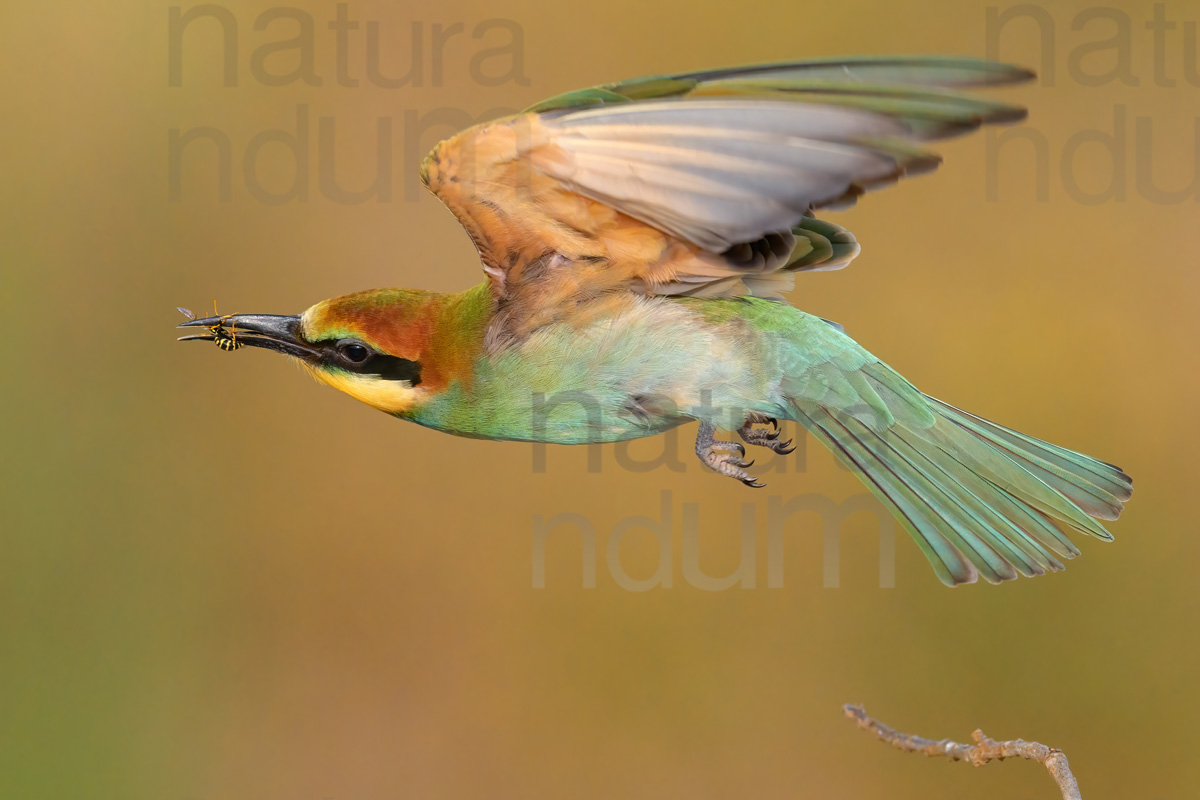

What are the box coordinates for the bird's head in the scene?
[178,289,450,415]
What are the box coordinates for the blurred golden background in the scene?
[3,0,1198,797]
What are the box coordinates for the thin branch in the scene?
[842,703,1082,800]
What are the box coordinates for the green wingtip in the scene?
[525,56,1035,114]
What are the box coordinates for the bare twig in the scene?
[842,704,1082,800]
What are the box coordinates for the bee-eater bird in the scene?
[180,56,1132,586]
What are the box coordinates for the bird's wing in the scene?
[420,56,1032,340]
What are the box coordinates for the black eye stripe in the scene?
[317,339,422,385]
[367,355,422,385]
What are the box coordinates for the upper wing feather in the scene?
[533,101,924,251]
[419,55,1033,342]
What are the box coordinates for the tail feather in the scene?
[883,421,1063,577]
[915,407,1115,541]
[922,434,1082,561]
[928,397,1133,519]
[823,407,1030,583]
[791,393,1131,586]
[796,406,979,586]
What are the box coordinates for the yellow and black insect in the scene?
[177,304,243,352]
[210,321,243,351]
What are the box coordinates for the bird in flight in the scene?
[179,55,1132,586]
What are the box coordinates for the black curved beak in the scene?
[177,314,319,361]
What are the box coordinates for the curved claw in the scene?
[733,443,746,457]
[769,418,778,431]
[776,441,796,455]
[736,459,755,469]
[742,478,766,488]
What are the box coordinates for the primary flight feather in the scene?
[179,55,1132,586]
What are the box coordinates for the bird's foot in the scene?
[695,422,764,488]
[738,414,795,455]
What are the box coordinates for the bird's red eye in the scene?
[338,341,372,363]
